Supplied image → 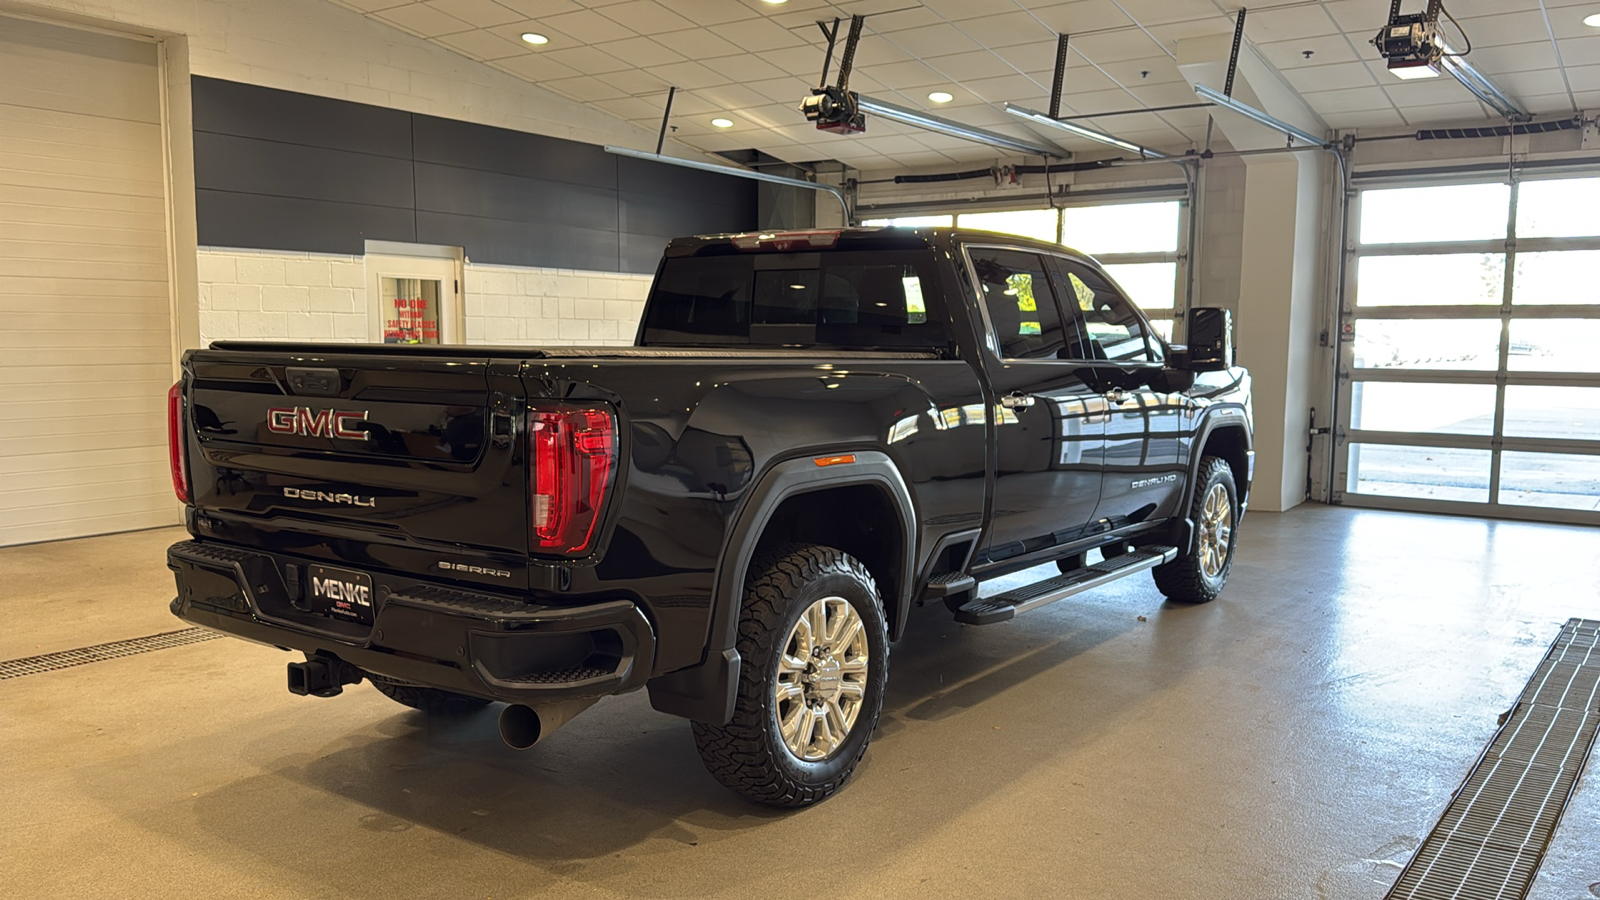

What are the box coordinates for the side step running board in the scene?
[921,571,977,601]
[954,546,1177,625]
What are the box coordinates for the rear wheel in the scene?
[692,543,889,807]
[369,675,491,716]
[1153,455,1238,604]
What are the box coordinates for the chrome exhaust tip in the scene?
[497,697,599,750]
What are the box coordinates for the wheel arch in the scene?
[1197,419,1251,508]
[647,451,916,724]
[714,453,916,649]
[1150,411,1251,558]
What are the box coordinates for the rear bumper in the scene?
[167,540,654,704]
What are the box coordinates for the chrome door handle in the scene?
[1000,392,1036,409]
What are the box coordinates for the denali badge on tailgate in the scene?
[266,406,369,440]
[307,564,375,624]
[283,487,376,508]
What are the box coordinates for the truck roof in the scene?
[666,226,1092,260]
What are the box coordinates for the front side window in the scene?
[1053,259,1160,364]
[966,248,1066,359]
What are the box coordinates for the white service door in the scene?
[366,253,462,344]
[0,17,175,546]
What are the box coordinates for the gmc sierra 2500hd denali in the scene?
[166,227,1253,806]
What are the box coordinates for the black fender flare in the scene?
[1170,407,1253,553]
[646,451,917,723]
[709,451,917,651]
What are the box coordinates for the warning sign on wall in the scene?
[381,277,441,344]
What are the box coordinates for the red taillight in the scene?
[729,230,840,252]
[167,381,190,504]
[529,405,616,555]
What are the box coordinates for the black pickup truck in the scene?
[166,227,1253,806]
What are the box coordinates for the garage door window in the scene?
[865,200,1186,340]
[1338,174,1600,523]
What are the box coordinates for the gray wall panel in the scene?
[412,114,615,189]
[191,77,412,159]
[192,77,755,272]
[413,162,618,232]
[196,190,417,255]
[194,132,415,208]
[416,212,619,272]
[620,232,674,274]
[619,191,749,238]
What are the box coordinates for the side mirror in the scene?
[1185,307,1233,372]
[1152,366,1196,393]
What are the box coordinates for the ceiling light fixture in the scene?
[1387,58,1441,79]
[520,32,549,45]
[1004,104,1165,158]
[1584,12,1600,26]
[762,0,789,4]
[711,118,734,128]
[927,91,954,104]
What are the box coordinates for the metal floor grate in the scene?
[1386,618,1600,900]
[0,628,222,680]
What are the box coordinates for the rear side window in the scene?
[1053,259,1162,364]
[642,251,948,349]
[966,247,1067,360]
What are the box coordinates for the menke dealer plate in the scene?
[307,564,375,625]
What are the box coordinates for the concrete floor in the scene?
[1,504,1597,899]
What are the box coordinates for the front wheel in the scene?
[1153,455,1239,604]
[692,543,889,807]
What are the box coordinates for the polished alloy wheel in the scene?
[774,595,869,762]
[1197,482,1234,578]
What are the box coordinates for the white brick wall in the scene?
[198,249,651,348]
[197,249,367,345]
[462,262,650,347]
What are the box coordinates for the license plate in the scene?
[307,564,375,624]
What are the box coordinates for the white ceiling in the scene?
[330,0,1600,169]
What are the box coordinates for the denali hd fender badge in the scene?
[266,406,369,441]
[1131,473,1179,490]
[283,487,376,507]
[438,561,513,579]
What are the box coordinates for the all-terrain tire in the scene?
[691,543,889,807]
[369,675,492,716]
[1153,455,1239,604]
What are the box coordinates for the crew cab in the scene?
[166,227,1253,806]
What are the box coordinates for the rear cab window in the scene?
[964,247,1068,360]
[641,250,948,351]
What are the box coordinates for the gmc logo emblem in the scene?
[266,407,369,441]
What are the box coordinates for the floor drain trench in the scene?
[1386,617,1600,900]
[0,628,222,680]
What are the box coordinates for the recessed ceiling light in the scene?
[711,117,734,128]
[520,32,549,45]
[761,0,788,5]
[928,91,954,103]
[1585,12,1600,27]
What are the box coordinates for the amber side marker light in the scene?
[814,454,857,467]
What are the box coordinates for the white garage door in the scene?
[0,17,176,546]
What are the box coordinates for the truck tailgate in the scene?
[183,349,526,554]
